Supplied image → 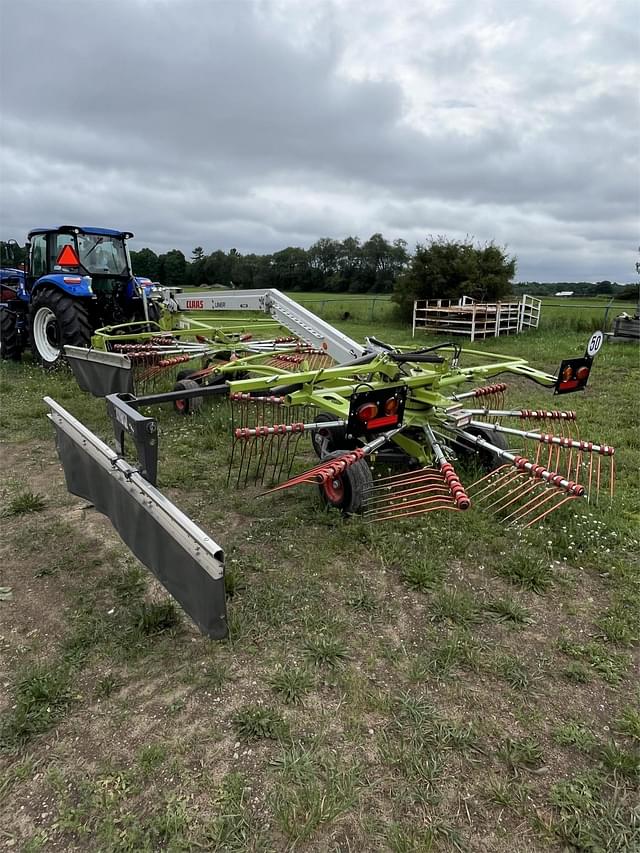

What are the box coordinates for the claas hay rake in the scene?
[45,290,615,638]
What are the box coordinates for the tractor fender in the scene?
[31,274,95,299]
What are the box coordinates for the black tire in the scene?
[310,413,358,458]
[318,449,373,515]
[176,369,197,382]
[456,424,509,472]
[30,288,91,368]
[173,378,203,415]
[0,308,22,361]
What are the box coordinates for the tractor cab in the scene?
[27,226,134,302]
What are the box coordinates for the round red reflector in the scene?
[576,366,590,381]
[384,397,399,415]
[357,402,378,422]
[562,366,574,381]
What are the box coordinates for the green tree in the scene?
[129,247,159,280]
[393,236,515,319]
[191,246,205,262]
[157,249,186,288]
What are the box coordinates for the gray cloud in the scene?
[1,0,638,280]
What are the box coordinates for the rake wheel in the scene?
[457,424,509,472]
[310,413,356,458]
[173,378,203,415]
[318,450,372,514]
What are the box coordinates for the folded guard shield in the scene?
[45,397,227,638]
[64,346,134,396]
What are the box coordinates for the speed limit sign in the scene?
[586,331,604,358]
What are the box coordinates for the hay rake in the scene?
[48,290,617,637]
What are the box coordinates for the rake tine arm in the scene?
[457,408,577,420]
[456,428,586,498]
[233,419,346,440]
[450,383,508,402]
[424,424,471,510]
[465,420,615,459]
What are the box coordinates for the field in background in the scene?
[0,312,638,852]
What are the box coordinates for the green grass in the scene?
[553,721,599,752]
[1,663,73,749]
[497,736,544,773]
[1,312,638,851]
[268,665,314,704]
[231,706,289,741]
[496,552,555,593]
[484,596,532,624]
[2,490,46,516]
[303,635,350,668]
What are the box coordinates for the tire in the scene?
[318,449,373,515]
[456,424,509,472]
[0,308,22,361]
[173,378,203,415]
[310,413,357,458]
[30,288,91,368]
[176,369,197,382]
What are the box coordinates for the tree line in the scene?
[130,234,410,293]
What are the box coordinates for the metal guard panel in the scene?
[46,401,227,638]
[64,346,135,397]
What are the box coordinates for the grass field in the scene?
[0,312,638,852]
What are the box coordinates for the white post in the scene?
[518,296,525,332]
[495,302,501,337]
[412,300,417,338]
[471,303,476,342]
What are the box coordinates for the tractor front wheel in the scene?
[30,288,91,368]
[318,450,372,515]
[0,308,22,361]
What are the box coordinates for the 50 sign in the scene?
[586,331,604,359]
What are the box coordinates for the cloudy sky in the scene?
[1,0,638,280]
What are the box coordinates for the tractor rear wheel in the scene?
[173,378,203,415]
[318,449,372,515]
[0,308,22,361]
[30,288,91,368]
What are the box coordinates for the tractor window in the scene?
[53,234,76,268]
[30,234,47,278]
[78,235,128,275]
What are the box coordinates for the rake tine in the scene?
[502,484,560,524]
[255,435,270,485]
[523,494,578,528]
[484,477,541,514]
[366,469,446,492]
[365,481,450,508]
[366,502,459,523]
[470,467,526,501]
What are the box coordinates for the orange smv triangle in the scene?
[56,244,80,266]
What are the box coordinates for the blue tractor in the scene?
[0,226,156,367]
